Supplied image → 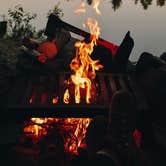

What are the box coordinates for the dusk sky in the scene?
[1,0,166,61]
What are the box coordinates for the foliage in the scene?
[47,2,64,18]
[8,4,37,39]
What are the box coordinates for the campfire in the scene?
[5,0,141,158]
[21,0,104,155]
[23,118,91,154]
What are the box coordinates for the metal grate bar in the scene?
[98,74,109,105]
[109,75,117,93]
[119,76,127,90]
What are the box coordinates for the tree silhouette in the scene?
[157,0,166,6]
[111,0,123,11]
[140,0,153,9]
[134,0,139,4]
[65,0,166,10]
[87,0,93,5]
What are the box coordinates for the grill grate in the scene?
[5,72,148,119]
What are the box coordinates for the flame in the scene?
[23,117,91,154]
[70,17,103,104]
[68,118,91,153]
[31,118,48,124]
[63,89,70,104]
[24,124,47,138]
[23,0,102,155]
[52,96,59,104]
[74,2,86,14]
[93,0,101,15]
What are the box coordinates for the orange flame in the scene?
[70,17,103,104]
[63,89,70,104]
[68,118,91,153]
[23,118,91,154]
[31,118,48,124]
[24,124,47,138]
[52,96,59,104]
[74,2,86,14]
[93,0,101,15]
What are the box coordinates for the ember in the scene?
[23,118,91,154]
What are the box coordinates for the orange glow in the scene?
[23,118,91,154]
[93,0,101,15]
[70,17,103,104]
[68,118,91,153]
[29,97,33,104]
[31,118,48,124]
[74,2,86,14]
[24,124,47,137]
[63,89,70,104]
[52,96,59,104]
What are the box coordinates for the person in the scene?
[135,53,166,165]
[86,115,108,158]
[107,90,145,166]
[88,90,146,166]
[85,115,118,166]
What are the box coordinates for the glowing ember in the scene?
[52,96,59,104]
[23,118,91,154]
[31,118,48,124]
[70,17,103,104]
[63,89,70,104]
[29,97,33,104]
[24,124,47,139]
[68,118,91,153]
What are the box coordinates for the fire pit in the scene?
[6,72,133,118]
[3,71,136,155]
[0,2,150,165]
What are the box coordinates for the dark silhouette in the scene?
[140,0,153,9]
[85,115,117,166]
[85,91,146,166]
[106,90,146,166]
[86,116,108,157]
[0,21,7,38]
[157,0,166,6]
[135,52,165,77]
[87,0,93,5]
[160,52,166,62]
[111,0,123,11]
[135,53,166,165]
[69,0,166,10]
[113,31,134,73]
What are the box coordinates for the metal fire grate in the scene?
[5,72,148,119]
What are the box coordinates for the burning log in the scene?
[3,72,142,122]
[45,14,119,56]
[45,14,134,73]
